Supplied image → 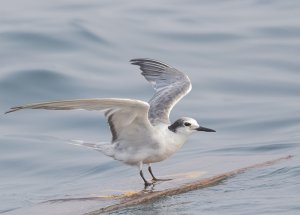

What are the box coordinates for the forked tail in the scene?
[69,140,114,157]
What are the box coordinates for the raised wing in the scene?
[130,58,192,125]
[6,98,151,142]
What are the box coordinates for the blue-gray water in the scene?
[0,0,300,214]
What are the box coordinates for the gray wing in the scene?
[5,98,151,142]
[130,58,192,125]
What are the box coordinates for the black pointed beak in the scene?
[196,126,216,132]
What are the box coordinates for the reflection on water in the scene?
[0,0,300,214]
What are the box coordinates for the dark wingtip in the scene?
[130,58,148,62]
[4,107,22,114]
[130,58,149,65]
[129,58,170,68]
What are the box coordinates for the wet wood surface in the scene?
[6,155,292,215]
[85,155,292,214]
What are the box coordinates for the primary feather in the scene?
[6,98,152,143]
[130,58,192,125]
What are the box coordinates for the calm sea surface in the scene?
[0,0,299,214]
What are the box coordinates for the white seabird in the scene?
[6,58,215,186]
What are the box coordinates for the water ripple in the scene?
[0,31,76,51]
[156,32,244,43]
[0,69,77,103]
[255,25,300,39]
[210,142,298,154]
[71,21,111,45]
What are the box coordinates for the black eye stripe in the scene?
[184,122,191,126]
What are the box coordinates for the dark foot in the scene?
[144,181,153,187]
[152,178,172,182]
[140,170,153,187]
[148,166,172,182]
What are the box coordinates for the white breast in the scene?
[142,124,188,164]
[112,124,188,165]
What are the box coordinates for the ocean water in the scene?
[0,0,300,214]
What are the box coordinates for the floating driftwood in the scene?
[85,155,292,214]
[6,155,292,215]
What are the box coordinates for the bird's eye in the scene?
[184,122,191,126]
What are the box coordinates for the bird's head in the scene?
[168,117,215,136]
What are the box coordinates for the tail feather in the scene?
[69,140,114,157]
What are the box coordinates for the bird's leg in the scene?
[148,164,158,181]
[140,170,152,187]
[139,162,152,187]
[148,164,172,182]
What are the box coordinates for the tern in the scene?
[6,58,215,186]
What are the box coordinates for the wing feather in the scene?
[6,98,151,142]
[130,58,192,125]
